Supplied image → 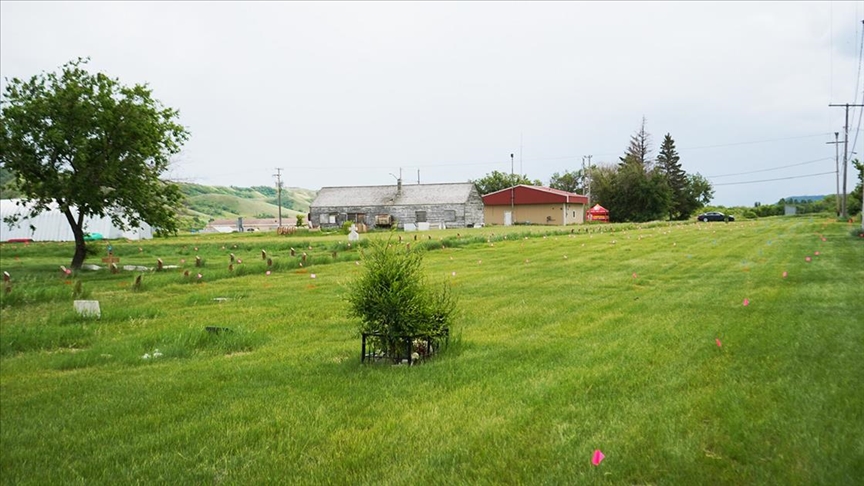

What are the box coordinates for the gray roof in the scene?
[311,183,476,208]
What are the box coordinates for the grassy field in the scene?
[1,218,862,484]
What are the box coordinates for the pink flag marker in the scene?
[814,251,820,256]
[782,271,788,278]
[592,450,605,466]
[266,271,271,276]
[743,298,750,306]
[805,256,811,262]
[632,273,638,279]
[716,338,722,347]
[310,274,316,279]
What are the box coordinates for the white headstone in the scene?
[348,228,360,242]
[73,300,101,318]
[403,223,417,232]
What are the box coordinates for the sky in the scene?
[1,1,863,207]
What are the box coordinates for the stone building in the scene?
[309,181,484,229]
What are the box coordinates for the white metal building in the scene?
[0,199,152,242]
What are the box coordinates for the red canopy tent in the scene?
[586,204,610,222]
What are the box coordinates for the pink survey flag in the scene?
[716,338,722,347]
[592,450,605,466]
[632,273,638,279]
[814,251,820,256]
[743,298,750,306]
[266,270,271,276]
[310,274,316,279]
[782,271,788,278]
[805,256,811,262]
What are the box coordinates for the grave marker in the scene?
[74,300,101,318]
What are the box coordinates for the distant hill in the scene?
[1,169,317,230]
[176,183,317,228]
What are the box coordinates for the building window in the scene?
[415,211,427,223]
[319,213,328,224]
[328,214,337,224]
[444,210,456,222]
[348,213,366,224]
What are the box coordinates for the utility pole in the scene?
[274,168,283,228]
[827,132,841,216]
[584,155,593,205]
[417,169,420,184]
[828,103,864,219]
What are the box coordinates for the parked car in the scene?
[697,211,734,222]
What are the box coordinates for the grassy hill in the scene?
[1,168,316,230]
[1,218,862,483]
[176,183,317,229]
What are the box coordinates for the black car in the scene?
[697,211,734,222]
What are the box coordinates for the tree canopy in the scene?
[589,121,713,222]
[471,170,542,196]
[548,169,585,194]
[0,58,188,268]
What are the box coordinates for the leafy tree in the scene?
[548,169,585,193]
[471,170,541,195]
[0,58,188,269]
[849,159,862,216]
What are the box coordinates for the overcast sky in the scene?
[2,1,862,206]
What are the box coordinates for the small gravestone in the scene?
[302,252,307,263]
[73,300,101,318]
[183,270,190,277]
[195,256,202,267]
[290,248,296,256]
[2,272,9,282]
[133,275,143,290]
[110,263,119,274]
[228,263,234,272]
[348,225,360,242]
[157,258,164,271]
[261,250,267,260]
[267,258,273,267]
[230,253,235,263]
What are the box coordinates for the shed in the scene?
[0,199,152,242]
[310,182,484,229]
[482,185,588,226]
[586,204,610,222]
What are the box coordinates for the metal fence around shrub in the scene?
[361,328,449,365]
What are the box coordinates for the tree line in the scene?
[472,118,713,222]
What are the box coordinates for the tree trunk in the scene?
[63,207,87,270]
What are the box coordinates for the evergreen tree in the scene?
[620,116,652,169]
[656,133,687,219]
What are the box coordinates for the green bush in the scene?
[347,237,455,351]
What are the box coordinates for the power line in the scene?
[705,157,833,179]
[677,133,831,151]
[712,171,835,187]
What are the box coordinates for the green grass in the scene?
[1,217,862,484]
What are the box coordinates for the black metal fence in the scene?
[361,328,449,365]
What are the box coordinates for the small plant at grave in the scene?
[347,236,456,363]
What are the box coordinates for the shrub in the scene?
[347,237,455,353]
[296,214,305,226]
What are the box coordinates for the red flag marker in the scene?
[592,450,605,466]
[716,338,722,347]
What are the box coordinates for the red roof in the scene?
[482,185,589,206]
